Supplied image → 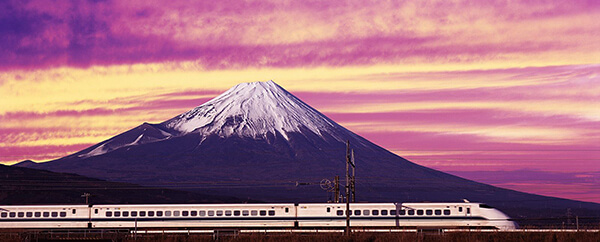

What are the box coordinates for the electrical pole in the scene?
[345,141,356,235]
[81,193,91,205]
[334,175,340,203]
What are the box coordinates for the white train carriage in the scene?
[90,204,296,229]
[0,205,90,229]
[297,202,516,230]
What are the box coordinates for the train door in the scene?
[466,205,471,217]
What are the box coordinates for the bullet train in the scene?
[0,202,517,231]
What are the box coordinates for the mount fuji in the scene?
[18,81,600,221]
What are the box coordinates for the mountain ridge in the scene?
[16,80,600,224]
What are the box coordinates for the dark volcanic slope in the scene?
[0,164,252,205]
[17,81,600,223]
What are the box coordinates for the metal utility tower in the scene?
[345,140,356,235]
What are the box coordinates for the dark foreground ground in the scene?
[2,232,599,242]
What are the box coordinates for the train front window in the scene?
[479,204,494,209]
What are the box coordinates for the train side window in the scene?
[443,210,451,215]
[216,210,223,216]
[416,210,423,216]
[467,208,471,214]
[59,212,66,217]
[106,211,112,217]
[9,212,15,218]
[140,211,146,216]
[381,210,388,216]
[35,212,41,217]
[372,210,379,216]
[363,210,370,216]
[148,211,154,217]
[131,211,138,217]
[327,207,331,213]
[337,210,343,216]
[346,210,352,215]
[208,211,214,216]
[95,209,98,214]
[390,210,397,215]
[234,210,240,216]
[399,210,406,215]
[251,210,258,216]
[285,208,289,213]
[242,210,249,216]
[174,211,180,216]
[0,213,6,218]
[182,211,189,216]
[426,210,433,215]
[435,210,442,215]
[268,210,275,216]
[72,209,76,214]
[458,207,463,212]
[51,212,58,217]
[122,211,129,217]
[156,211,163,217]
[165,211,171,216]
[225,210,232,216]
[192,211,198,216]
[17,212,24,217]
[259,210,267,216]
[354,210,361,216]
[407,210,414,215]
[43,212,49,217]
[114,211,121,217]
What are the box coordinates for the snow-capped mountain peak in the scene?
[162,80,339,141]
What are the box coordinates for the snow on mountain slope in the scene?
[162,80,342,141]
